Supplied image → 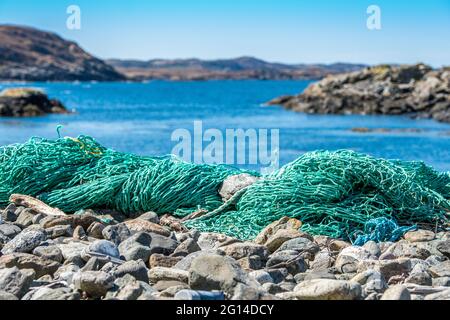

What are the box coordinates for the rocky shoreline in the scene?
[267,64,450,124]
[0,195,448,300]
[0,88,69,117]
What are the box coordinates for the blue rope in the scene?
[353,217,417,246]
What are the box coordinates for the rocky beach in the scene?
[267,64,450,124]
[0,194,449,301]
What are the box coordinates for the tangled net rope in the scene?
[0,134,449,243]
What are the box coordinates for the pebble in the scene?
[0,267,35,298]
[149,254,182,268]
[293,279,362,300]
[86,240,120,259]
[0,208,447,301]
[249,270,274,285]
[73,271,114,298]
[149,267,189,283]
[404,230,436,242]
[380,284,411,300]
[0,252,60,278]
[221,242,268,260]
[33,245,64,263]
[188,254,255,296]
[113,260,149,282]
[1,229,46,255]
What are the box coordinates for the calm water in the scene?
[1,80,450,171]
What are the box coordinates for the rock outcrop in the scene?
[0,25,125,81]
[267,64,450,123]
[0,88,68,117]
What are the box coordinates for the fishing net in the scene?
[0,134,448,243]
[185,150,450,240]
[0,135,243,216]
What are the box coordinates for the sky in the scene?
[0,0,449,66]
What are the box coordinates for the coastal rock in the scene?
[265,229,305,253]
[188,254,256,296]
[275,237,320,256]
[0,290,19,300]
[380,285,411,300]
[113,260,149,283]
[254,217,303,245]
[73,271,114,298]
[404,230,435,242]
[45,225,73,239]
[0,253,60,278]
[14,208,35,227]
[124,219,170,237]
[32,245,63,263]
[219,173,259,201]
[335,246,376,273]
[73,226,87,240]
[57,242,88,261]
[0,88,68,117]
[380,241,431,260]
[310,250,334,270]
[118,232,152,261]
[173,250,224,271]
[86,240,120,260]
[432,277,450,287]
[267,64,450,124]
[1,229,46,255]
[197,232,239,250]
[1,204,19,222]
[87,222,105,239]
[266,250,307,274]
[221,242,268,260]
[293,279,362,300]
[429,260,450,278]
[102,223,131,245]
[436,240,450,258]
[0,267,34,298]
[237,255,264,271]
[0,223,21,239]
[22,286,80,300]
[149,254,183,268]
[172,238,201,257]
[147,233,178,256]
[136,211,159,224]
[249,270,274,285]
[149,267,189,283]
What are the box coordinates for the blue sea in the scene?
[1,80,450,171]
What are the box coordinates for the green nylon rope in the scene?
[0,135,448,242]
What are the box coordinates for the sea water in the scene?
[1,80,450,171]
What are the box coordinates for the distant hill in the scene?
[0,25,125,81]
[106,57,367,81]
[0,24,366,82]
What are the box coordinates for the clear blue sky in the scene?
[0,0,449,66]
